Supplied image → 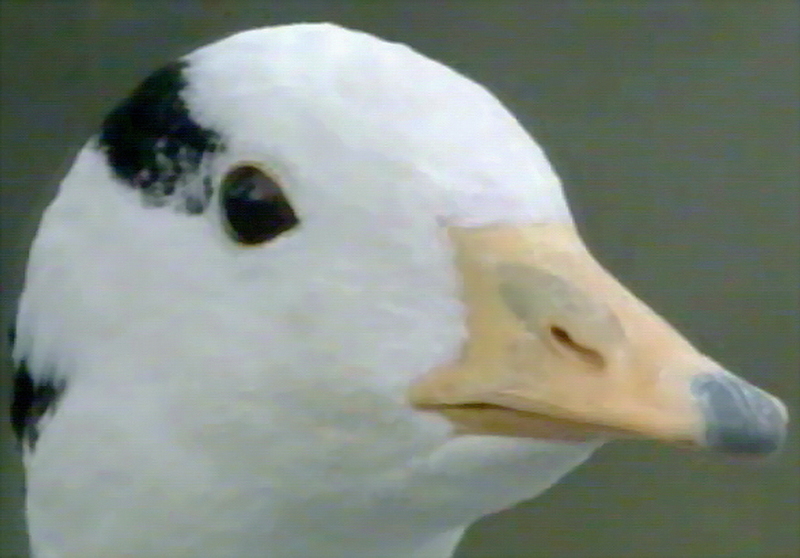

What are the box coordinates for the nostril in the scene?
[549,325,605,368]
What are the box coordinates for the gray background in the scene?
[1,1,797,557]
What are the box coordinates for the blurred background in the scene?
[1,1,797,557]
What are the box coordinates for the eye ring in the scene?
[220,164,299,245]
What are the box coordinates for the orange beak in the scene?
[410,223,788,455]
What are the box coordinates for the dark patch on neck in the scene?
[8,326,66,450]
[97,60,222,213]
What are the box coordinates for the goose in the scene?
[10,23,787,558]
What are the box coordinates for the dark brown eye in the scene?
[221,165,298,245]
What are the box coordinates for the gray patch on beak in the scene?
[692,372,788,455]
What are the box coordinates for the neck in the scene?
[247,436,599,558]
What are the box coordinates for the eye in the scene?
[221,165,299,245]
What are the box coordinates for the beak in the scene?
[410,223,788,456]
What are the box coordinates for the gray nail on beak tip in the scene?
[692,372,788,455]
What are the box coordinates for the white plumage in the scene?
[11,23,786,558]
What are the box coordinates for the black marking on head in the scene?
[8,324,65,449]
[10,362,65,450]
[98,60,222,213]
